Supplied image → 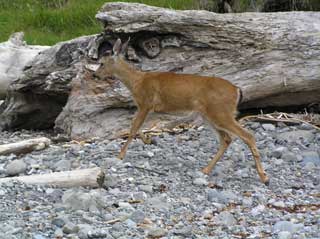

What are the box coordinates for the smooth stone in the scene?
[277,130,314,142]
[88,229,111,239]
[304,162,316,170]
[130,210,145,223]
[250,122,260,130]
[202,209,213,220]
[214,211,236,226]
[147,228,168,238]
[5,159,27,176]
[0,189,6,196]
[302,151,320,166]
[273,221,303,233]
[54,228,63,238]
[124,219,137,228]
[104,175,119,188]
[251,205,265,216]
[173,226,193,236]
[273,201,286,208]
[63,222,79,234]
[278,231,292,239]
[52,216,68,228]
[33,235,46,239]
[77,224,93,239]
[272,147,287,158]
[207,189,237,204]
[193,177,208,186]
[53,159,71,171]
[62,190,102,212]
[262,124,276,131]
[282,152,298,162]
[147,196,170,210]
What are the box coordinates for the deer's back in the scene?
[140,72,239,113]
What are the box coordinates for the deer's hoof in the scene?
[117,154,124,160]
[201,167,211,175]
[263,176,270,186]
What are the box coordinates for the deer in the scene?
[93,38,269,185]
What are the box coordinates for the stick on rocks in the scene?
[0,137,51,155]
[0,167,105,188]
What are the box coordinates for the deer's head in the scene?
[93,38,129,80]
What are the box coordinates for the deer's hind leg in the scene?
[202,129,233,175]
[213,114,269,184]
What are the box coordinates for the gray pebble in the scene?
[277,130,314,142]
[54,228,64,238]
[282,152,298,162]
[124,219,136,228]
[173,226,193,237]
[77,224,93,239]
[33,234,46,239]
[273,221,303,233]
[207,189,237,204]
[53,159,71,171]
[262,124,276,131]
[272,147,287,158]
[52,216,68,228]
[193,177,208,186]
[6,159,27,176]
[63,222,79,234]
[278,231,292,239]
[147,227,168,238]
[302,151,320,166]
[130,210,145,223]
[214,211,236,226]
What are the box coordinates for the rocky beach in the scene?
[0,121,319,239]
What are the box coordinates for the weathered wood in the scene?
[96,2,320,110]
[0,35,95,130]
[0,32,49,99]
[0,137,51,155]
[0,167,105,188]
[1,3,319,139]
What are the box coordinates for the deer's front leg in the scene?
[118,109,149,160]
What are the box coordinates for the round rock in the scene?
[5,159,27,176]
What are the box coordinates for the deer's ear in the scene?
[121,37,130,55]
[113,38,122,55]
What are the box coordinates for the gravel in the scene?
[0,123,319,238]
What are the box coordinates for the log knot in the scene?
[139,37,161,58]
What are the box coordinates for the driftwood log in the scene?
[0,137,51,155]
[0,32,49,99]
[0,167,105,188]
[0,2,319,139]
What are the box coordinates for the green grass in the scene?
[2,0,318,45]
[0,0,197,45]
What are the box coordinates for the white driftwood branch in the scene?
[0,167,105,188]
[0,137,51,155]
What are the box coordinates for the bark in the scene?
[0,3,319,139]
[0,137,51,155]
[0,32,49,99]
[0,167,105,188]
[0,35,95,130]
[95,2,320,109]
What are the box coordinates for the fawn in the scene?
[94,38,269,184]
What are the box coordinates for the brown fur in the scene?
[94,39,269,184]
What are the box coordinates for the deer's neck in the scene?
[114,59,143,91]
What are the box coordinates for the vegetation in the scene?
[1,0,319,45]
[0,0,196,45]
